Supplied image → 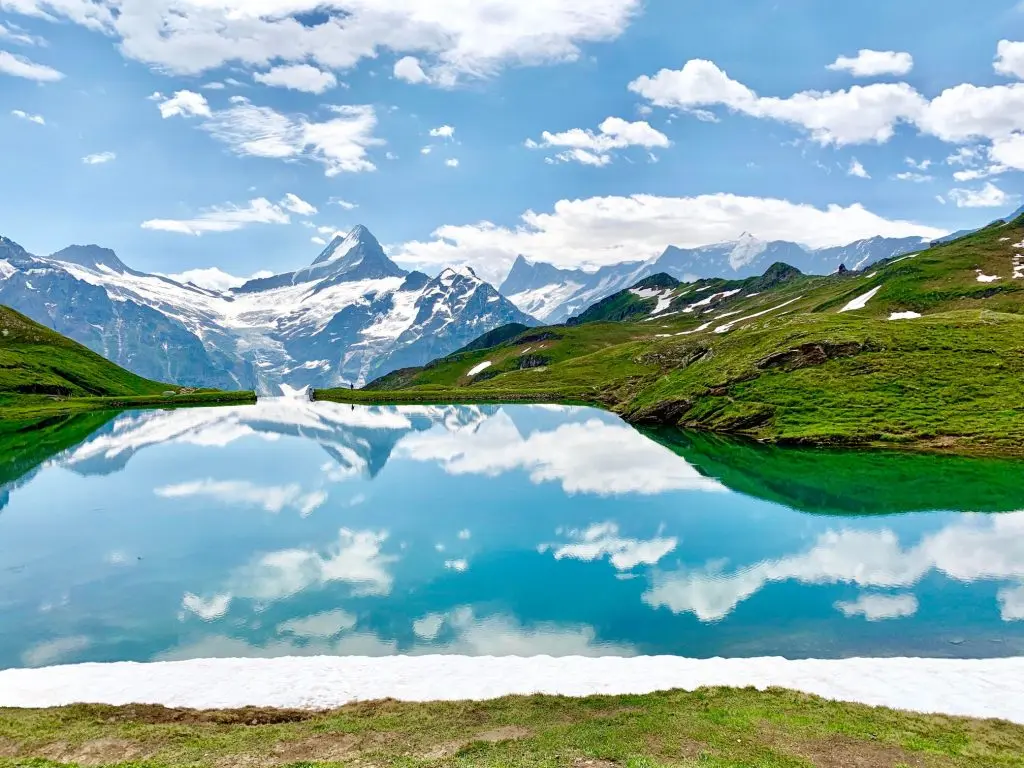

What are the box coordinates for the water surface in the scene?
[1,401,1023,669]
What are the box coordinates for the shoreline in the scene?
[2,655,1023,724]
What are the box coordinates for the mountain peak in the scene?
[49,244,130,273]
[296,225,405,284]
[311,224,377,267]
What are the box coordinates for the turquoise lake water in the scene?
[1,401,1023,669]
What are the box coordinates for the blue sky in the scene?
[2,0,1024,286]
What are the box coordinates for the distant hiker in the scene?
[350,382,354,390]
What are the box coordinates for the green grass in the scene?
[2,689,1024,767]
[317,217,1024,456]
[0,305,255,419]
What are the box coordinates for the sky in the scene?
[2,0,1024,287]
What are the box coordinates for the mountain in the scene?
[501,235,927,322]
[930,203,1024,245]
[0,227,536,394]
[327,216,1024,454]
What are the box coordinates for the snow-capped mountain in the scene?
[0,227,536,393]
[502,234,928,322]
[500,256,650,324]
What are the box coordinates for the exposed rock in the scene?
[757,341,871,372]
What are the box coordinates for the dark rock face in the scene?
[757,342,871,372]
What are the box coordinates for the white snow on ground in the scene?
[865,272,878,279]
[0,259,15,279]
[976,271,1000,283]
[889,312,922,320]
[467,361,492,377]
[888,254,917,265]
[1,656,1024,722]
[1001,237,1012,242]
[684,289,741,312]
[839,286,882,313]
[278,384,311,400]
[677,321,713,336]
[630,287,675,315]
[714,297,804,334]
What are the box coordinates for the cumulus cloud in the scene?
[156,478,327,517]
[827,49,914,77]
[991,133,1024,171]
[628,59,926,145]
[254,63,337,94]
[395,411,725,496]
[82,151,116,164]
[947,182,1011,208]
[895,171,932,183]
[280,192,317,216]
[445,158,460,167]
[527,116,670,166]
[544,522,678,571]
[1,0,640,85]
[163,267,274,291]
[11,108,44,125]
[847,158,869,178]
[141,197,291,235]
[0,49,62,80]
[393,192,945,282]
[995,40,1024,79]
[430,124,455,139]
[644,512,1024,623]
[156,90,211,118]
[835,593,919,621]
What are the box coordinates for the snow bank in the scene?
[467,361,492,377]
[889,312,922,320]
[1,656,1023,722]
[976,271,1000,283]
[839,286,882,313]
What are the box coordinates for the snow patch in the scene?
[684,289,741,313]
[714,297,803,334]
[2,656,1024,723]
[677,321,713,336]
[0,259,15,279]
[630,287,675,315]
[467,361,492,377]
[889,312,922,320]
[839,286,882,313]
[975,271,1000,283]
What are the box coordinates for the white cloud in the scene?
[430,124,455,139]
[82,151,116,165]
[835,593,918,621]
[895,171,932,183]
[395,412,725,496]
[995,40,1024,79]
[278,609,357,638]
[394,192,945,282]
[21,636,90,668]
[946,147,980,166]
[948,182,1011,208]
[182,593,232,621]
[156,478,327,517]
[545,522,677,571]
[644,512,1024,623]
[0,49,62,80]
[202,81,225,90]
[311,236,327,246]
[394,55,430,84]
[11,108,44,125]
[334,198,358,210]
[905,157,932,171]
[528,116,671,166]
[163,267,273,291]
[991,133,1024,171]
[445,158,460,167]
[187,98,383,176]
[156,90,211,119]
[2,0,640,85]
[918,82,1024,143]
[0,20,45,45]
[280,192,317,216]
[847,158,869,178]
[827,49,914,77]
[420,146,432,154]
[444,559,469,572]
[254,63,337,94]
[229,529,397,600]
[628,59,926,146]
[141,197,291,236]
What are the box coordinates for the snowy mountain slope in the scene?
[502,235,928,322]
[0,228,536,393]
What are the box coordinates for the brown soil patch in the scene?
[422,725,532,759]
[79,703,317,726]
[269,733,362,763]
[572,759,619,768]
[0,737,19,757]
[774,732,944,768]
[35,738,153,766]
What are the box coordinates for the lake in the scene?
[1,401,1023,670]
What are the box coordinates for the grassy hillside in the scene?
[3,689,1024,768]
[318,216,1024,455]
[0,305,255,418]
